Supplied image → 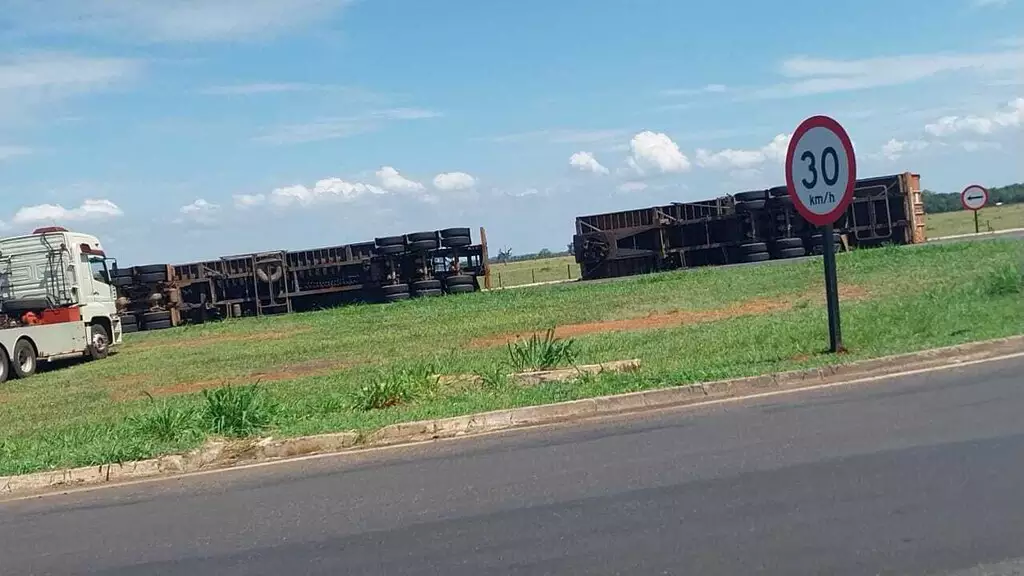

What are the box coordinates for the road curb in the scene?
[2,335,1022,497]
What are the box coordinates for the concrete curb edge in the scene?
[3,335,1022,497]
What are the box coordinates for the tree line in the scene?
[924,182,1024,214]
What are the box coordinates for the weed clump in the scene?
[351,364,439,411]
[506,328,577,372]
[979,260,1023,297]
[200,382,278,437]
[127,392,200,443]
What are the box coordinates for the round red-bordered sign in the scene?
[960,184,988,211]
[785,115,857,227]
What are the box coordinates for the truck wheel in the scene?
[735,200,766,212]
[440,227,471,239]
[144,319,173,330]
[137,272,167,284]
[777,247,807,259]
[0,347,8,384]
[739,242,768,254]
[448,284,475,295]
[408,239,439,252]
[11,339,37,379]
[446,274,475,286]
[405,231,437,243]
[768,186,789,198]
[413,288,443,298]
[375,235,405,247]
[122,322,138,334]
[734,190,767,202]
[412,279,442,292]
[142,310,172,323]
[773,237,804,250]
[89,323,110,360]
[382,283,409,296]
[441,236,472,248]
[385,292,410,303]
[377,244,405,256]
[742,252,771,263]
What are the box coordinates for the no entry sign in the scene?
[961,184,988,211]
[785,115,857,227]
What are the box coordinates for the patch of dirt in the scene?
[468,283,872,349]
[111,358,353,401]
[129,328,311,352]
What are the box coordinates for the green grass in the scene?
[0,239,1021,476]
[489,256,579,287]
[926,203,1024,238]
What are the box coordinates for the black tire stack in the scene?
[120,314,139,334]
[374,235,406,256]
[444,274,476,294]
[808,231,842,255]
[382,283,410,303]
[734,190,767,213]
[411,278,443,298]
[738,242,770,263]
[771,237,806,259]
[140,310,172,331]
[439,227,472,248]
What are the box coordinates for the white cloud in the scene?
[254,108,441,145]
[880,138,929,161]
[961,141,1003,152]
[269,178,388,208]
[13,199,123,225]
[5,0,355,43]
[617,181,648,193]
[177,199,221,225]
[695,133,791,170]
[232,193,266,209]
[433,172,477,191]
[376,166,424,193]
[569,151,609,175]
[752,48,1024,98]
[481,128,627,146]
[0,145,32,160]
[627,131,691,174]
[924,97,1024,136]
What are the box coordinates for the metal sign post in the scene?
[785,115,857,353]
[960,184,989,234]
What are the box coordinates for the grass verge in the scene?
[0,239,1021,476]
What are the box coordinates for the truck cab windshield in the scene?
[88,256,110,284]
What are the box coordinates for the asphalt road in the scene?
[3,355,1024,575]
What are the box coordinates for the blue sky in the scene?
[1,0,1021,265]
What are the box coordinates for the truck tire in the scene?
[743,252,771,263]
[405,231,437,243]
[11,338,37,379]
[375,235,405,247]
[440,227,471,239]
[385,292,410,303]
[135,264,168,275]
[412,279,442,292]
[739,242,767,254]
[448,284,475,295]
[377,244,405,256]
[441,236,472,248]
[413,288,443,298]
[773,237,804,249]
[143,310,172,323]
[0,347,9,384]
[445,274,475,286]
[88,323,111,360]
[137,272,167,284]
[735,190,766,202]
[114,276,134,288]
[122,322,138,334]
[112,267,135,278]
[768,186,789,197]
[408,239,439,252]
[735,200,766,212]
[144,319,173,331]
[777,247,806,259]
[382,283,409,296]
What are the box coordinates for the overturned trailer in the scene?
[572,172,926,280]
[112,227,491,332]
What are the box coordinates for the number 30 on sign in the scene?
[785,115,857,227]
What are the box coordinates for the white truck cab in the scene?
[0,226,122,383]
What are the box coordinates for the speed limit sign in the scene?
[785,115,857,226]
[785,114,857,354]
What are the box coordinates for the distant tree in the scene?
[923,182,1024,214]
[537,248,552,258]
[495,246,513,264]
